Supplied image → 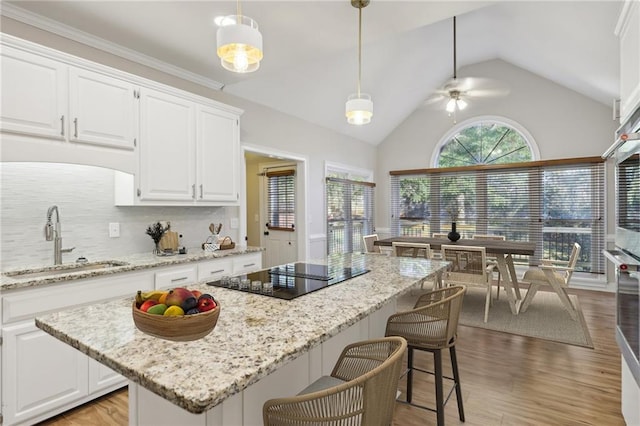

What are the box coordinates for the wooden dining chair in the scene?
[472,234,506,299]
[362,234,381,253]
[392,241,431,259]
[392,242,437,289]
[441,245,495,322]
[519,242,581,320]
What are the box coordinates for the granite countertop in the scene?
[35,254,450,414]
[0,246,264,291]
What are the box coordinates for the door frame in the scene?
[240,143,308,263]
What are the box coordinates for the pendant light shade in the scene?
[216,3,263,73]
[346,94,373,125]
[345,0,372,126]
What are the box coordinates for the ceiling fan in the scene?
[424,16,509,120]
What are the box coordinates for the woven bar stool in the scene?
[385,285,466,426]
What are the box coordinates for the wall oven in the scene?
[603,104,640,394]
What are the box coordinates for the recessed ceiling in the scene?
[2,1,623,145]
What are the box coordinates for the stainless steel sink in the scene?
[4,261,130,279]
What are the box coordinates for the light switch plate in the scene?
[109,222,120,238]
[230,218,239,229]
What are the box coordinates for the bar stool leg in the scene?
[406,346,414,403]
[434,349,444,426]
[450,346,465,422]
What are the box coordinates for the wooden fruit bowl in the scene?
[132,302,220,341]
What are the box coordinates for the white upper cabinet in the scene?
[1,45,67,139]
[1,45,136,150]
[138,87,196,201]
[123,88,241,205]
[69,68,136,149]
[617,0,640,123]
[197,105,239,202]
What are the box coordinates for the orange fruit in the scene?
[158,291,169,305]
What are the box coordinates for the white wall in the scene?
[375,59,619,231]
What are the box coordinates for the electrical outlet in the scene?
[109,222,120,238]
[230,218,239,229]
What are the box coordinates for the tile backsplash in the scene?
[1,162,237,270]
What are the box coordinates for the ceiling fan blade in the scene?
[421,94,446,108]
[465,87,510,98]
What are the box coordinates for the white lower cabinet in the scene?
[197,258,232,282]
[1,269,153,425]
[154,264,198,290]
[232,252,262,275]
[2,322,88,426]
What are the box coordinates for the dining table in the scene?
[375,237,536,315]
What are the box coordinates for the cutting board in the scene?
[159,231,179,251]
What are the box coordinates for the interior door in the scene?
[261,164,298,268]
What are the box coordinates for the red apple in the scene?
[197,296,217,312]
[139,299,158,312]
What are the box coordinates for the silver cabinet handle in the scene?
[73,118,78,138]
[243,263,256,268]
[210,269,225,275]
[200,184,203,199]
[192,184,196,199]
[170,276,189,283]
[60,115,65,136]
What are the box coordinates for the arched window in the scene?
[432,116,538,168]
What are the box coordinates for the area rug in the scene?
[457,287,594,348]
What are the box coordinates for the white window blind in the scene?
[390,157,605,273]
[267,169,295,231]
[326,177,375,255]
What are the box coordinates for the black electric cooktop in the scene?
[207,261,370,300]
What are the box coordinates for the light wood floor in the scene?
[38,288,624,426]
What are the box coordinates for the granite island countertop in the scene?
[0,246,264,291]
[35,253,449,414]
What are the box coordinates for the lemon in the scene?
[163,305,185,316]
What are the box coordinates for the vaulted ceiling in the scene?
[2,1,623,145]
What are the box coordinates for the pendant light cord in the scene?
[236,0,242,21]
[357,5,362,97]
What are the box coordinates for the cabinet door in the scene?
[196,105,240,202]
[88,358,125,394]
[155,265,198,290]
[69,67,136,149]
[619,1,640,121]
[197,258,233,282]
[139,87,195,201]
[0,46,66,139]
[2,321,88,425]
[232,252,262,275]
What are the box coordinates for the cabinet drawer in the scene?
[232,253,262,275]
[155,265,197,289]
[198,259,232,282]
[2,270,153,324]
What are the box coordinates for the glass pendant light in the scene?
[216,0,263,73]
[345,0,373,125]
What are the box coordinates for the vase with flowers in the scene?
[145,221,169,255]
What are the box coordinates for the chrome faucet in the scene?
[45,205,74,265]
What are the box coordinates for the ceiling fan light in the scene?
[216,15,263,73]
[457,98,468,110]
[446,98,457,113]
[346,93,373,125]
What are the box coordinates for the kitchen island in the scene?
[35,254,449,425]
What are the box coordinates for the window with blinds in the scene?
[267,169,295,231]
[390,157,605,273]
[326,177,375,255]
